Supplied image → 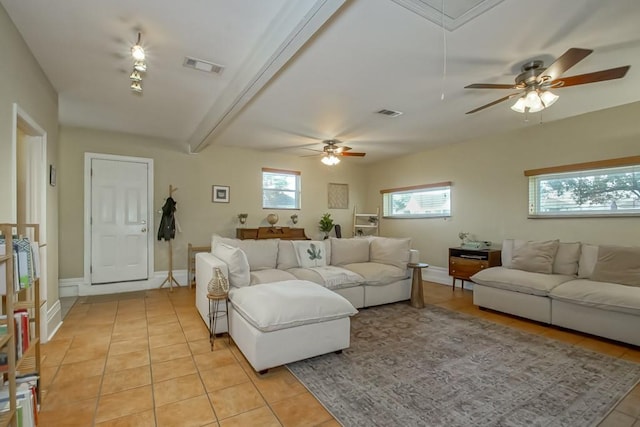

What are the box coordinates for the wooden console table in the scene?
[449,247,501,290]
[236,227,309,240]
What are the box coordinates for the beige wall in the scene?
[58,126,368,278]
[365,101,640,268]
[0,5,59,304]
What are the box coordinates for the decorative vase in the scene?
[207,267,229,296]
[267,213,279,226]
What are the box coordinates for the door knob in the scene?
[141,228,147,232]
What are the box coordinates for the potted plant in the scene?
[319,213,334,239]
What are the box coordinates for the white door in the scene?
[91,159,149,284]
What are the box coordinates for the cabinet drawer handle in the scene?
[451,270,456,273]
[451,261,455,265]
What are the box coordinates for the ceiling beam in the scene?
[188,0,348,154]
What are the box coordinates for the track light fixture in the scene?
[129,32,147,93]
[130,80,142,92]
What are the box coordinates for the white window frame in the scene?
[262,168,301,210]
[525,156,640,218]
[381,181,452,219]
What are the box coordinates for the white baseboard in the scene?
[45,299,62,342]
[422,265,474,290]
[59,270,189,297]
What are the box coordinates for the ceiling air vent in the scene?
[183,57,225,74]
[376,109,403,117]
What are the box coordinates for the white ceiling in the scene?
[3,0,640,164]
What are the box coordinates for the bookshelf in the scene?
[0,223,42,426]
[353,206,379,237]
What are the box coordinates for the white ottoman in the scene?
[228,280,357,373]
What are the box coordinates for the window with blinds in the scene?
[381,182,451,218]
[262,168,300,209]
[527,159,640,217]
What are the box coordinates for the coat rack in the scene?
[160,185,182,291]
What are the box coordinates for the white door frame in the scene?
[84,153,154,293]
[12,103,49,341]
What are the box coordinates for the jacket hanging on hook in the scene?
[158,197,177,241]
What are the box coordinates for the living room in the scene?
[1,1,640,426]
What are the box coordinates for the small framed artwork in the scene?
[328,183,348,209]
[212,185,230,203]
[49,165,56,187]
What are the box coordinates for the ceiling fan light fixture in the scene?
[321,154,340,166]
[540,90,559,107]
[510,97,526,113]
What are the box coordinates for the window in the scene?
[262,168,300,209]
[526,156,640,217]
[381,182,451,218]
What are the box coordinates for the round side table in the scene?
[207,293,229,350]
[407,263,429,308]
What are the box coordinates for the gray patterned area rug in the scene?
[287,303,640,427]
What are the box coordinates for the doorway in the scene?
[13,104,48,341]
[83,153,154,288]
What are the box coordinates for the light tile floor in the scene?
[39,282,640,426]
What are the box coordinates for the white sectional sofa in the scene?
[195,235,418,371]
[472,239,640,346]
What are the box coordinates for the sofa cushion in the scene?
[277,240,299,270]
[578,244,599,278]
[330,238,370,265]
[211,243,250,287]
[249,269,297,285]
[550,279,640,316]
[471,266,574,296]
[552,242,581,276]
[212,235,279,271]
[229,280,358,332]
[343,262,408,286]
[238,239,279,271]
[502,239,579,275]
[591,245,640,287]
[292,240,328,268]
[511,239,559,274]
[369,236,411,269]
[287,266,364,290]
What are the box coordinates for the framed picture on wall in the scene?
[212,185,230,203]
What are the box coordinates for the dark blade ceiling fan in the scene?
[464,48,630,114]
[302,139,366,165]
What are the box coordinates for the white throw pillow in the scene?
[369,236,411,269]
[236,239,279,271]
[578,244,599,278]
[292,241,328,268]
[330,238,370,265]
[229,280,358,332]
[501,239,515,267]
[277,240,299,270]
[211,243,250,287]
[552,242,581,276]
[211,234,240,249]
